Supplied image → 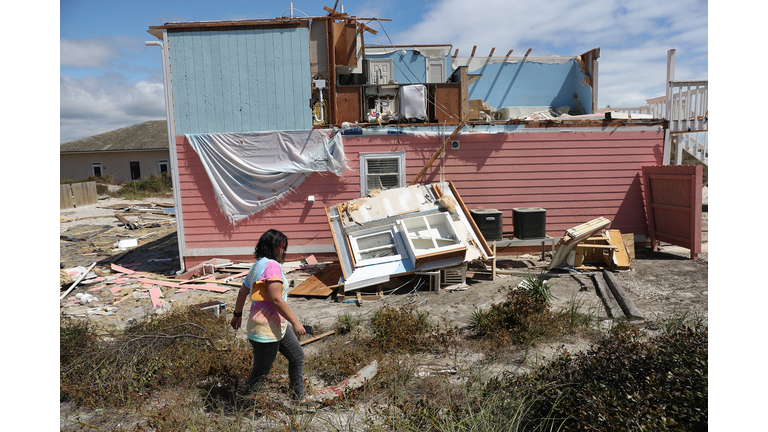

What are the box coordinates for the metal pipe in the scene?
[145,38,186,273]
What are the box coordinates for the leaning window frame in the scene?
[348,225,407,267]
[359,151,406,196]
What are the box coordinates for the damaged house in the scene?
[145,7,704,284]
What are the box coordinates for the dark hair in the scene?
[254,229,288,260]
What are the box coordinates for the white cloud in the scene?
[60,74,165,142]
[387,0,707,107]
[60,38,120,69]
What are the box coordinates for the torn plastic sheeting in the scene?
[186,129,349,225]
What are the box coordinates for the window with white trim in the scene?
[91,162,103,177]
[359,152,406,196]
[348,225,406,267]
[158,159,169,174]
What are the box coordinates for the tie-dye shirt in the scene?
[243,257,289,343]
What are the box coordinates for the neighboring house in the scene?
[145,10,665,272]
[60,120,170,184]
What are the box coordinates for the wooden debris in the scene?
[606,229,632,270]
[300,330,336,346]
[60,262,97,300]
[307,360,378,402]
[602,270,644,320]
[591,273,624,319]
[289,262,343,298]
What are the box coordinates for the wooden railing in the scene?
[597,81,707,133]
[667,80,708,133]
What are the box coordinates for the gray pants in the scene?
[246,330,305,400]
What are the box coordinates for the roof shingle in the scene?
[60,120,168,153]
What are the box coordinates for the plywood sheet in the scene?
[289,262,343,297]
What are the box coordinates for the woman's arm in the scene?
[230,282,250,330]
[266,280,306,336]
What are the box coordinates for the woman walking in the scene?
[230,229,306,400]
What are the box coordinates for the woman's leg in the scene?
[246,339,280,394]
[278,330,305,400]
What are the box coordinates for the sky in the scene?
[58,0,709,143]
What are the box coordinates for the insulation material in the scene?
[187,129,349,224]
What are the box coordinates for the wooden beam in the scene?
[300,330,336,346]
[505,49,513,57]
[488,47,495,57]
[453,48,459,58]
[410,112,471,185]
[524,48,532,57]
[470,45,477,57]
[448,181,492,257]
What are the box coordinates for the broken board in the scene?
[606,229,632,270]
[289,262,343,297]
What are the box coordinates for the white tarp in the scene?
[187,129,348,224]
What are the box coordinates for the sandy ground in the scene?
[59,192,708,430]
[59,193,708,345]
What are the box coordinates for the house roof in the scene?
[60,120,168,153]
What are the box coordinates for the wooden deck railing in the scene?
[667,80,708,133]
[597,80,707,133]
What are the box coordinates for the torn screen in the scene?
[187,129,348,224]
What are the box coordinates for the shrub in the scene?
[60,308,250,408]
[495,319,708,431]
[370,305,435,353]
[469,284,552,346]
[110,172,173,199]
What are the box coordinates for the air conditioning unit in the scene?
[512,207,546,239]
[470,209,503,241]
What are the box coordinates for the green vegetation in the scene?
[61,287,707,431]
[110,172,174,199]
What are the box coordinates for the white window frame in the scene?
[129,161,141,180]
[91,162,103,177]
[158,159,169,174]
[359,152,406,196]
[348,225,407,267]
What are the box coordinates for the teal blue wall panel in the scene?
[168,27,312,135]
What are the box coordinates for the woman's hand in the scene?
[293,321,306,336]
[230,315,242,330]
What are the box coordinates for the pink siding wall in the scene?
[176,129,662,267]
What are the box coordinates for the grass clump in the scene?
[370,304,436,353]
[110,172,173,199]
[469,272,557,346]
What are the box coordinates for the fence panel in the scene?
[641,165,702,259]
[60,184,74,209]
[71,181,98,207]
